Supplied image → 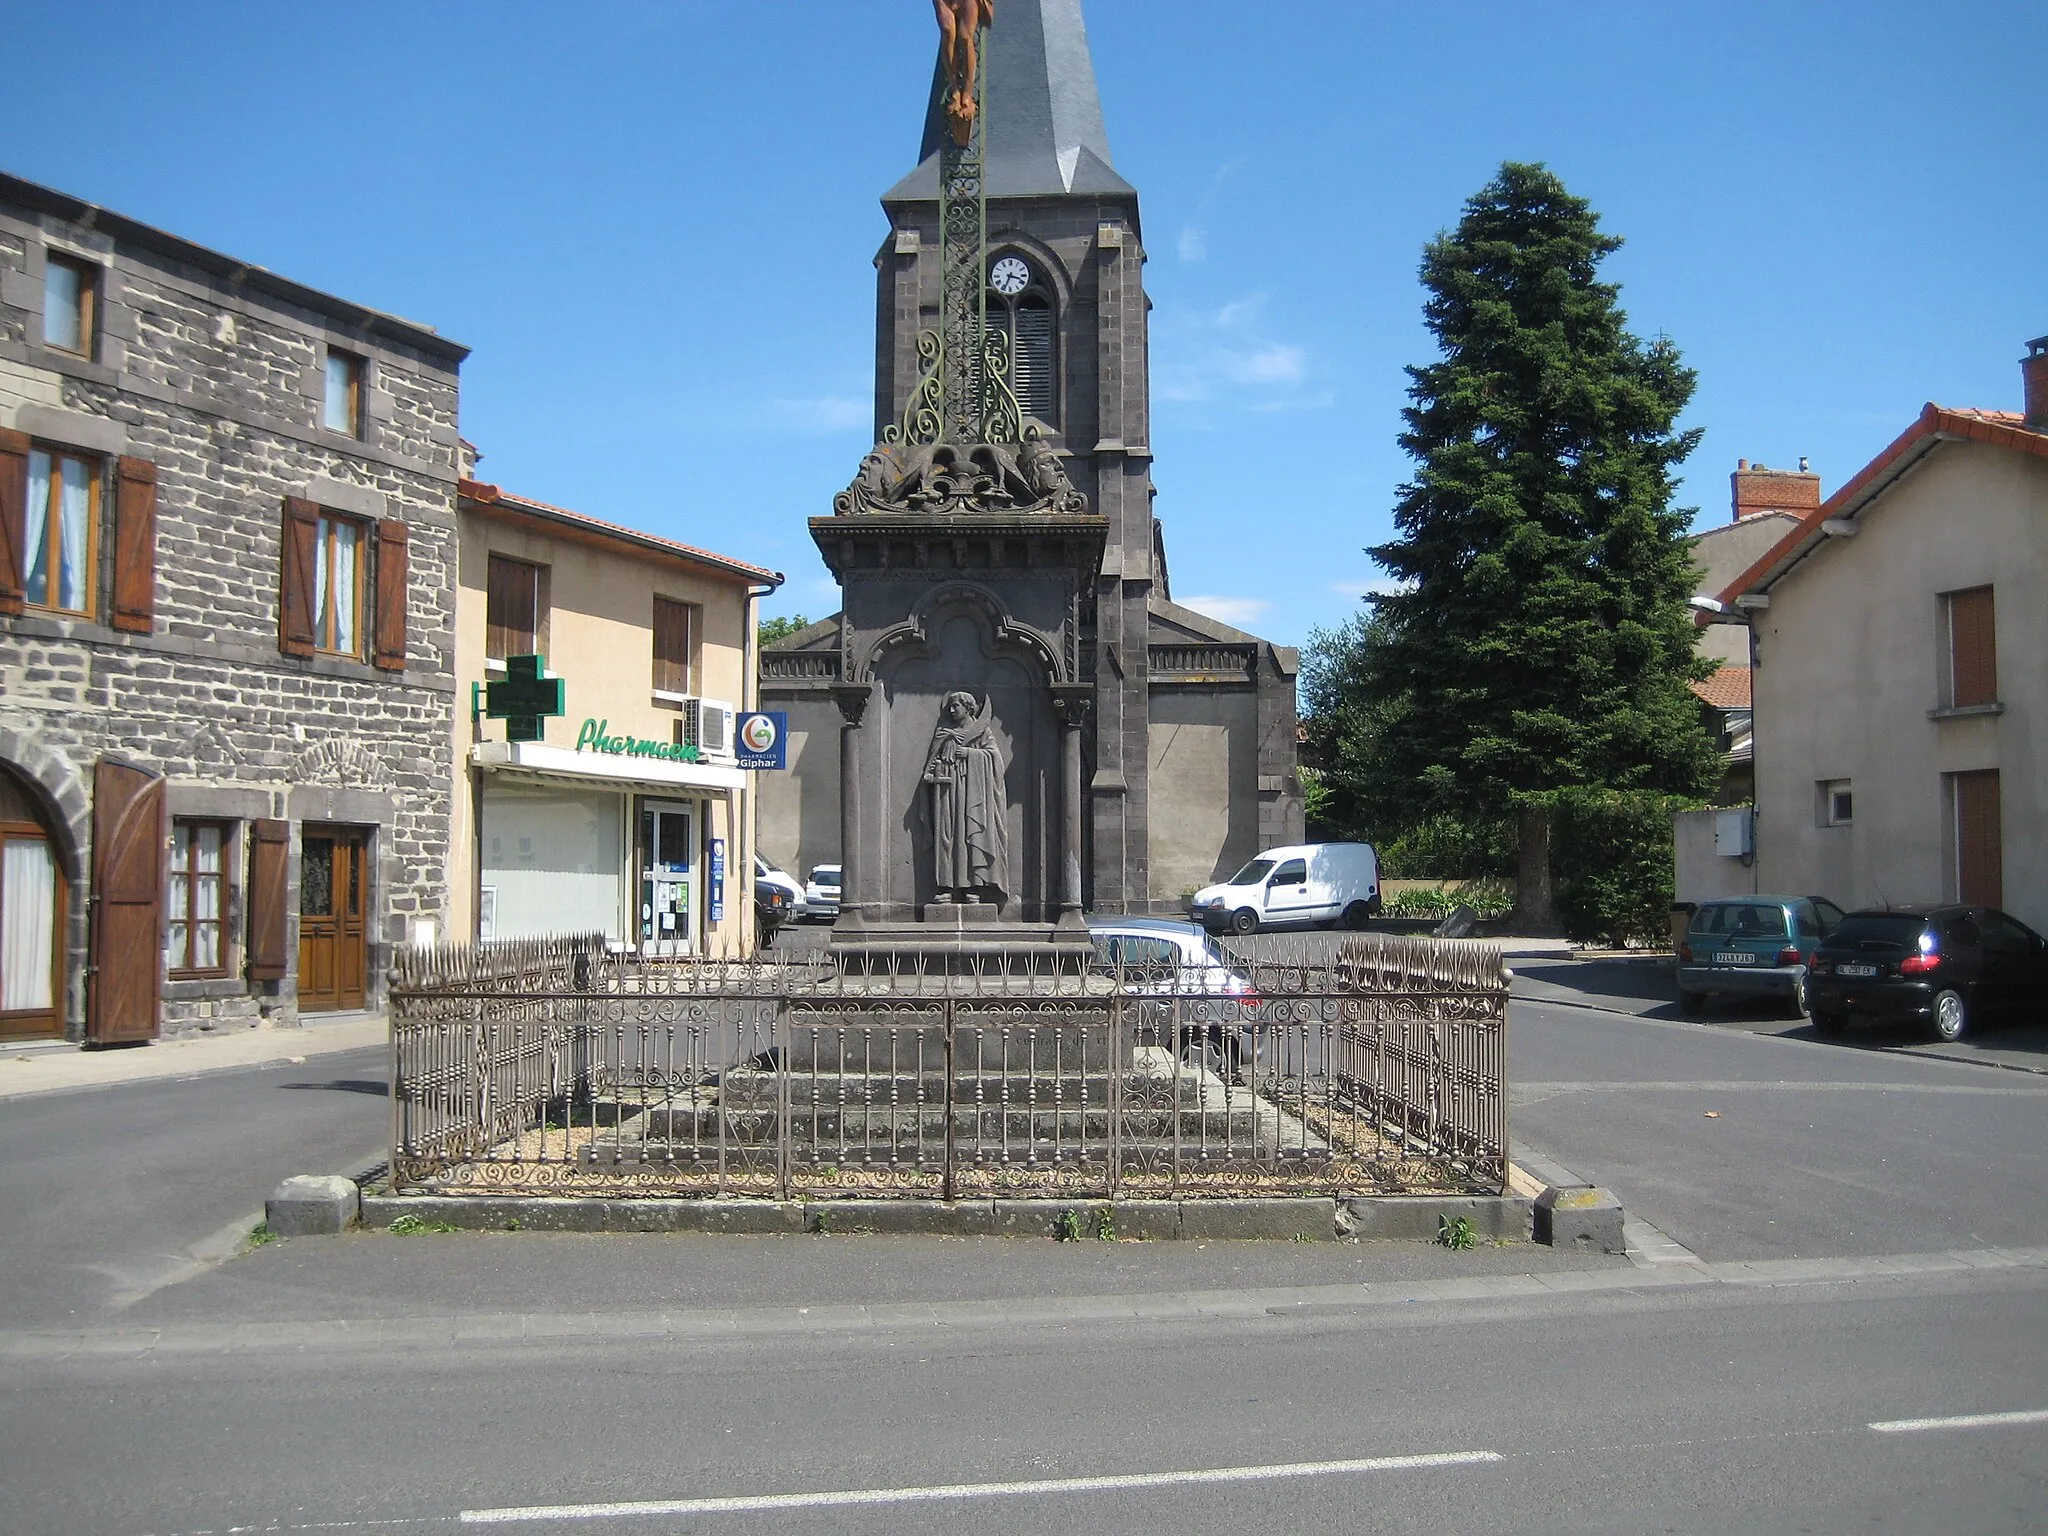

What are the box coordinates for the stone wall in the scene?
[0,179,465,1037]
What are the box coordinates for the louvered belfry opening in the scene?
[987,262,1058,426]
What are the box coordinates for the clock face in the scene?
[989,256,1031,296]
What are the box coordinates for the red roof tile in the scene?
[1689,665,1752,710]
[459,479,783,587]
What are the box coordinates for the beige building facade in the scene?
[450,480,782,954]
[1700,341,2048,932]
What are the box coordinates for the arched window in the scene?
[985,254,1058,427]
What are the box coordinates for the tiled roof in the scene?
[458,479,783,587]
[1689,665,1752,710]
[1709,404,2048,613]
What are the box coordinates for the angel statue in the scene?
[935,0,996,147]
[922,690,1008,901]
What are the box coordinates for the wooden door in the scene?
[88,757,166,1043]
[298,828,368,1011]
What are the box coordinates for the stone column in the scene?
[1051,686,1093,926]
[831,683,872,928]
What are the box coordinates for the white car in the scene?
[753,855,807,920]
[1190,842,1381,935]
[1086,916,1260,1072]
[803,864,842,920]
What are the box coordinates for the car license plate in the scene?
[1838,963,1877,978]
[1713,952,1757,966]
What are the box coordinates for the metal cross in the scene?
[483,654,564,744]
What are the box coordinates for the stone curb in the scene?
[353,1190,1539,1243]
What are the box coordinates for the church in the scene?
[759,0,1301,917]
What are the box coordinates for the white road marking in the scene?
[458,1450,1504,1523]
[1868,1409,2048,1434]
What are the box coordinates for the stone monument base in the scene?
[829,910,1093,975]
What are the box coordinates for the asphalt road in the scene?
[5,963,2048,1533]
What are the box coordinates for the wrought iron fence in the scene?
[388,933,1510,1200]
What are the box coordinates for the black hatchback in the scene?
[1806,905,2048,1042]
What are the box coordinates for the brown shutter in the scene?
[247,818,291,981]
[372,517,408,672]
[1955,770,2003,908]
[111,455,157,634]
[279,498,320,657]
[1949,587,1997,708]
[0,425,28,616]
[87,756,167,1044]
[653,597,695,695]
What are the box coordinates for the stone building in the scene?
[0,172,466,1041]
[450,478,782,954]
[760,0,1302,915]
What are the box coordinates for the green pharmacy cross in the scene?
[483,654,564,744]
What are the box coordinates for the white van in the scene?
[1190,843,1381,935]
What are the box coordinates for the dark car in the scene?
[1806,905,2048,1042]
[1677,895,1847,1018]
[754,878,795,948]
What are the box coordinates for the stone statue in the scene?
[922,689,1008,901]
[934,0,996,147]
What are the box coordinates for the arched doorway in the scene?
[0,765,67,1039]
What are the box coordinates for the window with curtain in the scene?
[1,835,57,1018]
[313,513,364,657]
[23,446,99,617]
[324,349,364,436]
[42,254,96,356]
[168,821,230,977]
[652,597,699,701]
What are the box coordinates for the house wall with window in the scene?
[1720,365,2048,933]
[450,482,780,955]
[0,173,466,1040]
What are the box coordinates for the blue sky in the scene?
[3,2,2041,645]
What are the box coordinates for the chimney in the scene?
[2024,335,2048,429]
[1730,459,1823,522]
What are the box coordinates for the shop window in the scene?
[1943,586,1997,708]
[653,597,700,703]
[23,446,100,618]
[43,253,98,357]
[168,820,230,977]
[486,554,549,670]
[324,348,365,436]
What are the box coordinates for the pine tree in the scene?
[1335,162,1718,932]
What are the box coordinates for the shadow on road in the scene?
[281,1078,389,1097]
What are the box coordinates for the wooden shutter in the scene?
[372,518,408,671]
[87,756,167,1044]
[111,455,157,634]
[279,498,320,657]
[486,553,538,661]
[0,425,27,616]
[247,818,291,981]
[1949,587,1997,708]
[653,597,695,695]
[1954,770,2002,908]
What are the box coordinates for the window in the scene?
[652,597,700,702]
[485,554,548,668]
[313,513,365,657]
[42,254,96,356]
[986,256,1058,424]
[1269,859,1308,886]
[324,348,364,436]
[23,446,100,616]
[1943,587,1997,708]
[1820,780,1852,827]
[168,821,230,977]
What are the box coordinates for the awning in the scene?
[472,740,746,793]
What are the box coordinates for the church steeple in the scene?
[886,0,1135,202]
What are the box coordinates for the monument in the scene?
[761,0,1305,930]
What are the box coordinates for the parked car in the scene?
[753,855,807,921]
[1189,842,1381,935]
[1086,915,1260,1073]
[1806,905,2048,1042]
[803,864,842,921]
[753,877,795,948]
[1677,895,1847,1018]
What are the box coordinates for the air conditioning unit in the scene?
[673,697,737,763]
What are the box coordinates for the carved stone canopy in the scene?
[835,435,1087,519]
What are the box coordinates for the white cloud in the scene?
[1177,226,1206,263]
[768,396,868,434]
[1153,292,1326,415]
[1175,155,1246,265]
[1179,594,1271,628]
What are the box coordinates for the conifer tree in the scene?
[1333,162,1717,932]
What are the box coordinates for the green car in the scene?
[1677,896,1847,1018]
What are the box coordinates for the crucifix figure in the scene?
[922,690,1008,902]
[934,0,996,146]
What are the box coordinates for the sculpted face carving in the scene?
[922,689,1008,902]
